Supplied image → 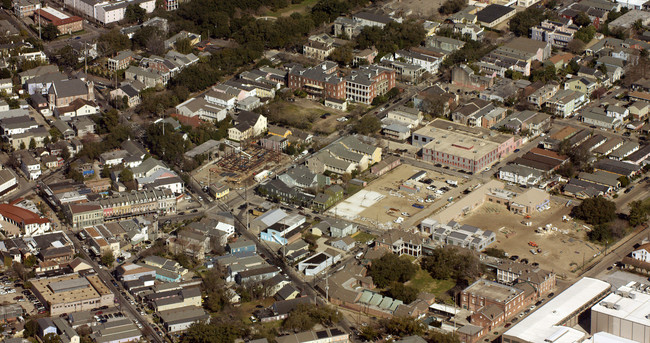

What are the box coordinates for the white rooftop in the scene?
[592,283,650,327]
[586,332,639,343]
[503,277,611,343]
[41,6,70,20]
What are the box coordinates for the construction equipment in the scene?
[528,241,538,247]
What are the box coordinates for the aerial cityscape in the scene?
[0,0,649,342]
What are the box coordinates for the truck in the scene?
[446,180,458,187]
[254,170,273,183]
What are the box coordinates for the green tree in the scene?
[125,4,146,23]
[359,326,380,341]
[380,316,425,336]
[283,304,341,332]
[352,115,381,135]
[329,44,353,66]
[575,25,597,43]
[101,165,111,178]
[383,282,419,303]
[571,197,616,225]
[588,223,613,243]
[56,45,78,68]
[24,319,38,337]
[574,12,592,27]
[29,138,36,150]
[19,141,25,150]
[100,251,115,267]
[24,255,37,268]
[119,168,134,182]
[629,200,649,227]
[181,322,244,343]
[43,333,62,343]
[41,24,59,41]
[483,247,506,258]
[509,7,546,37]
[175,38,193,54]
[421,247,483,282]
[618,176,630,188]
[97,29,131,57]
[368,253,417,288]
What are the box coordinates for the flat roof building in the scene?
[591,282,650,343]
[413,119,520,173]
[30,274,114,315]
[502,277,610,343]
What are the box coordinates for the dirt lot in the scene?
[383,0,447,18]
[329,164,465,230]
[266,98,352,135]
[459,200,600,278]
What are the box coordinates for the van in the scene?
[446,180,458,186]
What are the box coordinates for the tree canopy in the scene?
[421,247,482,282]
[282,304,341,332]
[571,197,617,225]
[509,7,547,37]
[124,4,146,23]
[368,253,417,288]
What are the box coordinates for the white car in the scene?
[401,212,410,217]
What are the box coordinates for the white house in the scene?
[297,249,341,276]
[631,243,650,262]
[498,164,543,186]
[20,154,41,180]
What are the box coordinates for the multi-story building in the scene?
[376,229,427,257]
[14,0,41,17]
[107,50,136,71]
[302,34,336,61]
[345,65,395,104]
[545,89,587,117]
[461,280,527,318]
[427,220,496,251]
[591,283,650,343]
[413,119,520,173]
[63,0,155,25]
[531,19,578,49]
[288,62,344,100]
[479,38,551,77]
[30,274,115,315]
[496,262,556,296]
[67,204,104,229]
[0,203,50,236]
[34,7,83,35]
[48,79,95,110]
[527,83,559,108]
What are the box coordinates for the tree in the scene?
[132,26,165,55]
[97,30,131,57]
[352,115,381,135]
[359,326,380,341]
[483,247,506,258]
[329,44,353,66]
[629,200,649,227]
[509,7,546,37]
[574,12,592,27]
[175,38,193,54]
[571,197,616,225]
[41,24,59,41]
[282,304,341,332]
[100,251,115,266]
[56,45,78,68]
[101,165,111,178]
[43,333,62,343]
[383,282,419,303]
[618,176,630,188]
[23,319,38,337]
[119,168,134,182]
[379,316,425,336]
[368,253,417,288]
[29,138,36,150]
[125,4,146,23]
[439,0,467,15]
[575,25,596,43]
[181,322,244,343]
[567,39,585,55]
[421,247,483,282]
[19,142,25,150]
[24,254,37,268]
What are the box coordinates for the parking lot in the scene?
[328,164,465,229]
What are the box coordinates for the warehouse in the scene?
[502,277,610,343]
[591,282,650,343]
[33,7,82,35]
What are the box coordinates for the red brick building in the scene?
[34,7,82,35]
[345,65,396,105]
[288,61,345,100]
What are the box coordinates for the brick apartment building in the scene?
[288,61,344,100]
[344,65,396,105]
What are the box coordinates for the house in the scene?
[71,117,95,137]
[169,229,209,261]
[564,77,599,96]
[498,164,543,186]
[531,20,578,49]
[385,106,422,128]
[376,229,427,257]
[451,64,494,91]
[629,101,650,120]
[331,236,356,251]
[108,50,136,71]
[479,38,551,77]
[382,123,410,140]
[581,109,623,129]
[110,83,141,108]
[125,66,165,89]
[298,249,341,276]
[275,327,349,343]
[159,306,209,333]
[228,111,267,141]
[278,165,329,190]
[228,239,256,254]
[54,98,98,121]
[496,110,551,136]
[20,153,41,180]
[546,89,587,117]
[631,242,650,262]
[307,135,381,175]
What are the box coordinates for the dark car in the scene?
[535,300,543,306]
[510,255,519,261]
[548,292,555,298]
[625,186,635,193]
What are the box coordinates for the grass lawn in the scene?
[408,268,456,298]
[351,231,376,243]
[265,0,319,17]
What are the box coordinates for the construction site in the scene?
[192,142,289,186]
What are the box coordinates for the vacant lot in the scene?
[459,200,599,278]
[263,0,319,17]
[383,0,447,18]
[329,164,464,229]
[266,98,349,134]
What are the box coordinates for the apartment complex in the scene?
[531,19,578,48]
[345,65,396,105]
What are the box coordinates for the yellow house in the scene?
[209,182,229,199]
[268,125,292,138]
[564,77,598,95]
